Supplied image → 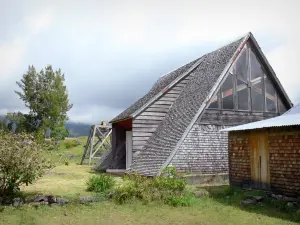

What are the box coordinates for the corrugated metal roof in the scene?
[221,104,300,132]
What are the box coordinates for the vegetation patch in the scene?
[86,174,115,193]
[110,167,196,206]
[64,139,81,149]
[0,132,53,203]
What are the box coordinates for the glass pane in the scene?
[265,76,277,112]
[238,86,249,110]
[252,81,264,111]
[265,77,276,97]
[266,98,276,112]
[250,50,264,81]
[208,95,218,109]
[222,74,234,109]
[278,98,287,113]
[236,47,248,83]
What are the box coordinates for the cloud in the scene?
[0,0,299,124]
[68,104,122,124]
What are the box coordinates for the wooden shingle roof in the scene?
[130,36,244,175]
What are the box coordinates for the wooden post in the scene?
[89,126,96,166]
[81,124,112,165]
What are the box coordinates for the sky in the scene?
[0,0,299,124]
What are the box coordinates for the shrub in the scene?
[164,195,192,207]
[113,167,191,206]
[113,182,138,204]
[0,132,52,198]
[64,139,81,149]
[86,174,115,193]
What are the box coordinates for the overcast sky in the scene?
[0,0,299,124]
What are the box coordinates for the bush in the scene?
[113,182,138,204]
[113,167,192,206]
[64,139,81,149]
[86,174,115,193]
[164,195,192,207]
[0,132,52,198]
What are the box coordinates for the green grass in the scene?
[1,137,300,225]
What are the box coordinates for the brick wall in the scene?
[228,132,251,186]
[229,127,300,196]
[268,128,300,196]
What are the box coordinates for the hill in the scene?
[65,122,91,137]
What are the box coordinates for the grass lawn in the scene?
[0,137,299,225]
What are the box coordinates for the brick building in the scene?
[222,105,300,196]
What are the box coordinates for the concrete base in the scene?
[184,173,229,186]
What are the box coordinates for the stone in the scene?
[240,199,256,206]
[79,196,98,204]
[193,189,209,198]
[29,201,48,208]
[47,195,57,204]
[12,198,24,207]
[286,202,298,208]
[56,197,68,206]
[282,196,299,202]
[33,195,48,202]
[252,196,264,202]
[107,192,114,199]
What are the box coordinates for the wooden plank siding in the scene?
[132,76,193,154]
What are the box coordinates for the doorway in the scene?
[249,132,270,189]
[126,131,133,170]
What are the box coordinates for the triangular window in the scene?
[206,43,288,114]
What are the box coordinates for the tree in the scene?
[0,132,52,198]
[15,65,72,139]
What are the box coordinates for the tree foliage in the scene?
[15,65,72,139]
[0,132,52,198]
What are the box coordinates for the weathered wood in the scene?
[167,90,182,94]
[133,119,162,124]
[133,127,157,132]
[132,123,159,128]
[132,132,153,137]
[133,145,144,150]
[132,136,150,141]
[164,93,180,98]
[140,111,166,117]
[133,140,148,146]
[136,115,164,121]
[145,107,169,113]
[154,100,174,105]
[159,97,177,102]
[150,104,171,109]
[175,83,186,88]
[178,79,188,84]
[172,86,183,91]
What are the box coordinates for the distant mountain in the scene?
[65,122,91,137]
[0,114,92,137]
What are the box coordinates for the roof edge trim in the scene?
[110,116,132,124]
[157,32,251,176]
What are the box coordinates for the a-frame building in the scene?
[98,32,293,176]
